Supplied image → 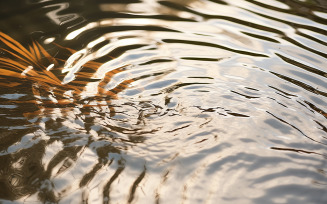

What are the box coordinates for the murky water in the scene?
[0,0,327,203]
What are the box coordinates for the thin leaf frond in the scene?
[32,41,42,61]
[0,32,36,63]
[0,48,33,65]
[36,41,58,65]
[52,42,76,54]
[0,68,24,78]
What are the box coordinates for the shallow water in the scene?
[0,0,327,203]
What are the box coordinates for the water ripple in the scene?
[0,0,327,203]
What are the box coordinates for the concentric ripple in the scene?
[0,0,327,203]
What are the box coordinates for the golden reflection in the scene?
[0,32,134,108]
[0,32,159,201]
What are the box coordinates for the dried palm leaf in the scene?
[0,32,134,109]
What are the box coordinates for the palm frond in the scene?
[32,41,42,60]
[0,48,32,66]
[35,41,58,65]
[0,81,21,87]
[0,32,36,64]
[0,32,135,108]
[0,68,23,78]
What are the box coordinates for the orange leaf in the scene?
[52,42,76,54]
[0,48,33,65]
[32,41,41,61]
[0,81,21,87]
[35,41,58,65]
[0,68,24,77]
[29,45,36,58]
[0,32,36,64]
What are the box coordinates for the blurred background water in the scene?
[0,0,327,203]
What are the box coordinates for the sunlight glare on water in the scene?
[0,0,327,203]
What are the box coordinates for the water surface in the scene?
[0,0,327,203]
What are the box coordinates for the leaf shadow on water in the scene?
[0,32,159,202]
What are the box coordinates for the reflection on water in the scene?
[1,0,327,203]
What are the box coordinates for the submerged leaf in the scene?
[0,68,24,78]
[0,32,134,108]
[0,32,36,64]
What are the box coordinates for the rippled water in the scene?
[0,0,327,203]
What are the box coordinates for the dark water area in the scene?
[0,0,327,203]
